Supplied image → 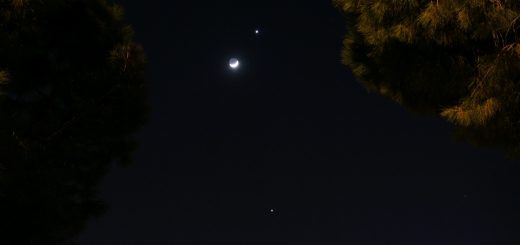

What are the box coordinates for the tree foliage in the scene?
[334,0,520,156]
[0,0,148,244]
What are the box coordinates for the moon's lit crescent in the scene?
[229,58,239,69]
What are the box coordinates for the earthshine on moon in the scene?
[229,58,239,69]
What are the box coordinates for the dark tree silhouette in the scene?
[334,0,520,156]
[0,0,148,244]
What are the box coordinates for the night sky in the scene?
[80,1,520,244]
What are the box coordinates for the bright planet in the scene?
[229,58,239,69]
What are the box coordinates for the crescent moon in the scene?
[229,58,239,69]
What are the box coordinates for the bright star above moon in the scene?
[229,58,239,69]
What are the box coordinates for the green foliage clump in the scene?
[334,0,520,156]
[0,0,148,244]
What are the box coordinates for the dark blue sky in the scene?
[80,1,520,244]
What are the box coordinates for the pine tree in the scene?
[334,0,520,156]
[0,0,148,244]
